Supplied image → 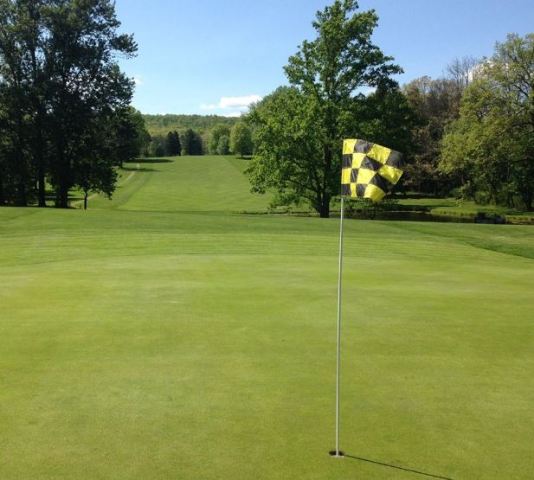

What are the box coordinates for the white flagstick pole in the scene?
[334,196,345,457]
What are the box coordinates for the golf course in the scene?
[1,155,533,479]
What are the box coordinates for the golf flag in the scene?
[341,139,404,202]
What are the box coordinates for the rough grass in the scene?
[1,155,533,479]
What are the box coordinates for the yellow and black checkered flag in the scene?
[341,139,404,202]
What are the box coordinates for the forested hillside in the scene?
[143,114,238,136]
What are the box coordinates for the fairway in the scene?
[1,156,533,480]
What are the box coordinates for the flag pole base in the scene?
[329,450,345,458]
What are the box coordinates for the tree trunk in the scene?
[522,190,533,211]
[54,144,71,208]
[0,173,4,206]
[14,115,28,206]
[319,194,330,218]
[84,191,88,210]
[56,183,69,208]
[16,181,27,206]
[37,151,46,207]
[26,1,47,208]
[36,114,46,207]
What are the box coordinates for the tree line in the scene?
[243,0,534,216]
[146,121,253,158]
[0,0,148,208]
[2,0,531,214]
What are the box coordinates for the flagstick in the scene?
[334,196,345,458]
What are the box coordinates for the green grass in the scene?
[1,155,534,479]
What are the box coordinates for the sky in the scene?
[114,0,534,116]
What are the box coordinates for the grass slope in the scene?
[1,156,533,480]
[87,156,270,213]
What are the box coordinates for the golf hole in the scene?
[329,450,344,457]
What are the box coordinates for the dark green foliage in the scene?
[165,131,181,156]
[113,108,150,167]
[181,128,203,156]
[0,0,138,208]
[352,86,416,194]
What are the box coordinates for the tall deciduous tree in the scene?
[248,0,402,217]
[0,0,35,205]
[403,77,462,195]
[0,0,137,208]
[46,0,136,207]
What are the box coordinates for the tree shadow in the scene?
[121,166,157,172]
[132,158,173,164]
[344,454,454,480]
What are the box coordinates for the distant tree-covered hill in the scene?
[143,114,239,136]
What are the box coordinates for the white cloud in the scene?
[133,75,144,86]
[224,111,244,118]
[219,95,262,109]
[200,94,262,114]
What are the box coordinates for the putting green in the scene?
[1,156,533,479]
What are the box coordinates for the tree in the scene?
[208,124,231,154]
[230,121,253,158]
[0,0,36,206]
[216,135,230,155]
[165,131,181,156]
[46,0,136,207]
[113,108,150,167]
[150,136,166,157]
[0,0,137,208]
[247,87,324,209]
[247,0,402,217]
[447,56,479,93]
[181,128,203,155]
[354,86,416,166]
[76,144,118,211]
[441,34,534,210]
[403,77,462,195]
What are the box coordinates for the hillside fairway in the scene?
[1,156,533,480]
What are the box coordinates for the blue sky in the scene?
[114,0,534,116]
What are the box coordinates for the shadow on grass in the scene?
[121,166,157,172]
[344,454,453,480]
[132,158,173,164]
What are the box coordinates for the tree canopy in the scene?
[247,0,405,217]
[0,0,140,208]
[230,122,253,158]
[441,34,534,210]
